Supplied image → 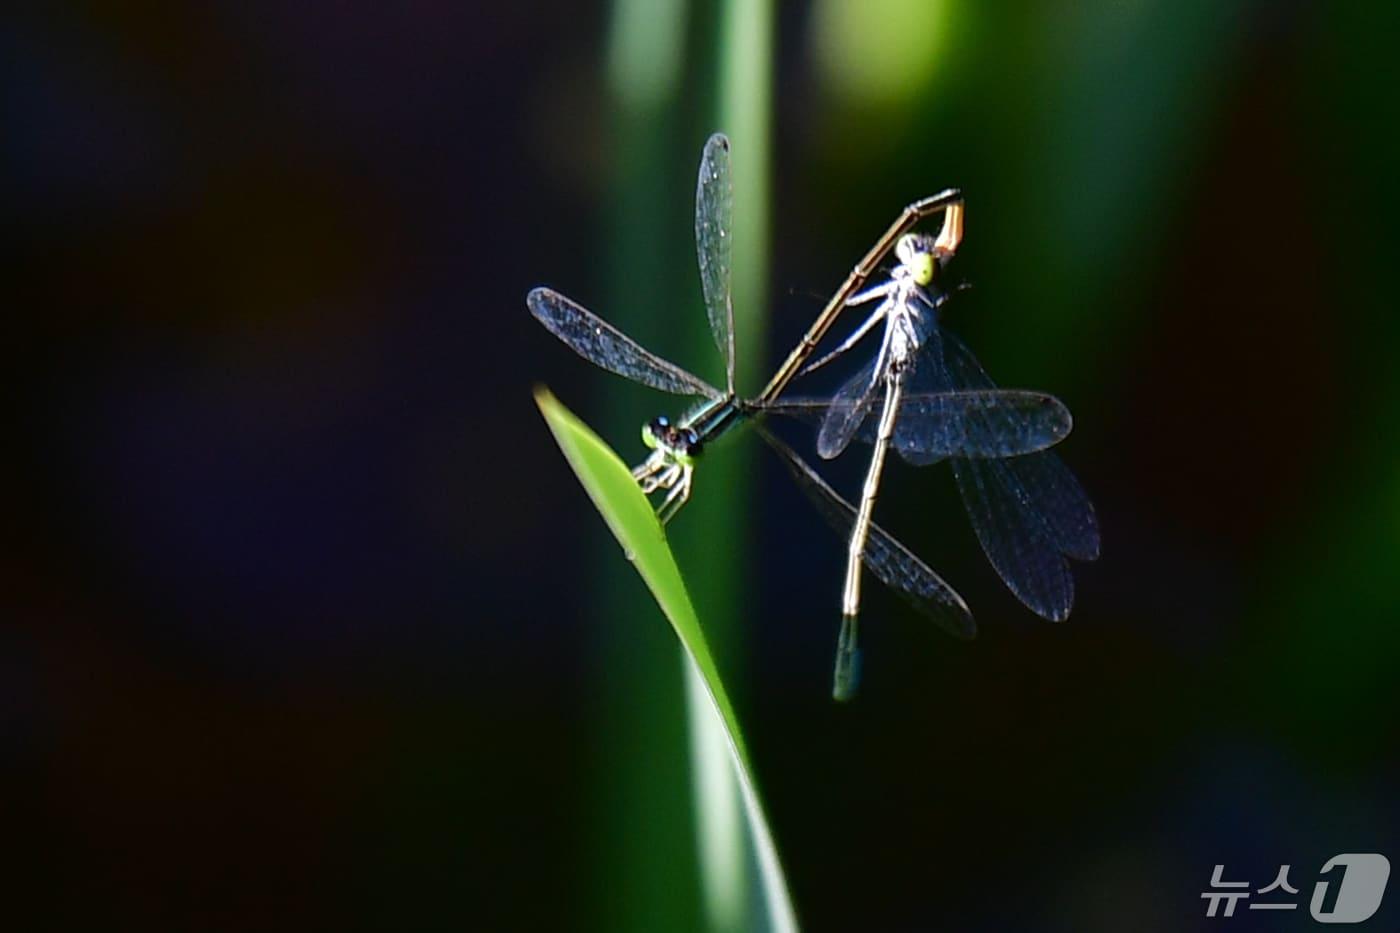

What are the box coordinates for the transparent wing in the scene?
[951,456,1075,621]
[527,287,722,399]
[769,389,1071,463]
[895,351,1071,463]
[894,390,1071,464]
[923,327,1098,618]
[815,355,880,459]
[1001,451,1100,561]
[757,426,976,640]
[939,329,1100,559]
[695,133,735,395]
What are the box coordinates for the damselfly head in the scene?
[641,415,702,461]
[896,233,940,287]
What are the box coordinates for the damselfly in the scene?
[528,133,1073,694]
[800,209,1101,698]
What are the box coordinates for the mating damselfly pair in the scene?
[528,134,1098,700]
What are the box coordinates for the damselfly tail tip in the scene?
[832,614,862,702]
[832,661,861,702]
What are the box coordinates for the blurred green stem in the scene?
[678,1,774,930]
[602,0,777,929]
[600,2,698,931]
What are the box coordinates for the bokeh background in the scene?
[11,1,1400,930]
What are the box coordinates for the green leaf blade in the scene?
[534,387,797,933]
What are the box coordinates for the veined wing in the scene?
[926,327,1098,619]
[694,133,735,396]
[527,287,722,399]
[757,425,976,640]
[897,351,1071,464]
[1003,451,1099,561]
[814,355,880,460]
[939,329,1101,560]
[895,390,1071,464]
[950,456,1075,621]
[769,389,1072,463]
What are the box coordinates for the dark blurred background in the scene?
[10,1,1400,930]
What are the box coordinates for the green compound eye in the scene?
[895,233,937,286]
[910,252,935,286]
